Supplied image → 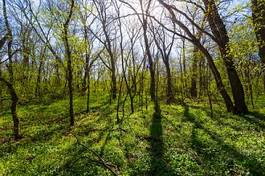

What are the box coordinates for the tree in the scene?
[150,23,176,103]
[251,0,265,92]
[92,0,118,100]
[202,0,248,114]
[20,0,77,126]
[119,0,161,117]
[157,0,234,113]
[0,0,21,139]
[63,0,75,126]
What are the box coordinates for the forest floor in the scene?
[0,95,265,176]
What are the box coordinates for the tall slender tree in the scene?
[150,24,176,103]
[0,0,21,139]
[63,0,75,126]
[92,0,117,100]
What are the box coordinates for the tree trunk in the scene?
[82,62,88,96]
[245,64,255,108]
[197,44,234,113]
[35,47,46,98]
[65,38,74,126]
[143,18,161,116]
[251,0,265,92]
[203,0,248,114]
[222,53,248,113]
[179,54,184,102]
[0,77,20,139]
[158,0,234,113]
[2,0,21,139]
[116,77,123,124]
[111,68,117,100]
[86,71,90,113]
[182,39,187,94]
[63,0,75,126]
[82,52,90,96]
[190,46,199,98]
[35,59,43,98]
[164,60,175,103]
[102,17,117,100]
[11,87,20,140]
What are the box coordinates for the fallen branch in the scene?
[72,134,120,176]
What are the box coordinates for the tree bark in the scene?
[86,71,91,113]
[182,39,187,95]
[203,0,248,114]
[190,46,199,98]
[111,66,117,100]
[164,60,175,103]
[2,0,21,139]
[35,46,46,98]
[82,25,91,96]
[251,0,265,92]
[0,77,20,139]
[197,43,234,113]
[63,0,75,126]
[82,54,89,96]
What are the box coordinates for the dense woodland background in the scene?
[0,0,265,175]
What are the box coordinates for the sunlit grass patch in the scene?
[0,95,265,175]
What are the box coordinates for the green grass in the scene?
[0,95,265,175]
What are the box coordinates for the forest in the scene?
[0,0,265,175]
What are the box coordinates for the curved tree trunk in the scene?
[203,0,248,114]
[197,44,235,113]
[251,0,265,92]
[0,77,20,140]
[2,0,21,139]
[158,0,234,113]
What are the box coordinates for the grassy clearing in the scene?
[0,96,265,175]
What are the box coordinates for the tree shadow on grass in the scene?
[43,140,103,175]
[241,111,265,129]
[183,105,265,175]
[149,113,174,176]
[189,105,265,131]
[246,111,265,120]
[99,124,114,157]
[57,140,120,176]
[0,121,69,160]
